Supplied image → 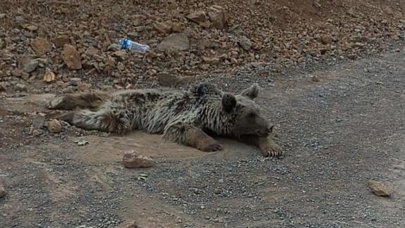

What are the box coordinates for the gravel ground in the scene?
[1,40,404,227]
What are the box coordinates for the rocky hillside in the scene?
[0,0,404,93]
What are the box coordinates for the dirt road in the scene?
[1,46,404,227]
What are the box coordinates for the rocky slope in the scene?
[0,0,404,94]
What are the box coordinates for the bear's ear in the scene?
[222,93,237,113]
[240,83,259,100]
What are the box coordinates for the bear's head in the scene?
[221,83,273,138]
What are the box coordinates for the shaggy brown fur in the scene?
[48,83,282,157]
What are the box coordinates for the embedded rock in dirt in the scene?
[156,72,181,87]
[122,151,154,169]
[202,56,221,65]
[320,34,334,45]
[368,180,393,197]
[52,35,70,48]
[171,22,183,33]
[112,50,128,61]
[31,37,51,56]
[119,220,138,228]
[208,5,226,29]
[187,10,208,25]
[0,181,6,198]
[47,119,62,133]
[24,24,38,32]
[63,44,82,70]
[0,38,5,49]
[32,113,46,129]
[157,33,190,51]
[15,83,27,92]
[238,35,252,51]
[21,58,39,73]
[0,83,6,92]
[154,21,172,34]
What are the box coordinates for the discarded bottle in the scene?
[119,38,150,53]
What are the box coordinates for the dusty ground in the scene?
[1,0,405,227]
[1,42,404,227]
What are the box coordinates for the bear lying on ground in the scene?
[47,82,283,157]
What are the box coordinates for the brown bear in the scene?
[47,83,282,157]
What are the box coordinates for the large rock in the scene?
[368,180,393,197]
[63,44,82,70]
[122,151,154,169]
[157,33,190,51]
[31,37,51,56]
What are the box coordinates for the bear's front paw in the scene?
[260,141,283,158]
[199,141,223,152]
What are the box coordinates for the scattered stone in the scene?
[320,35,333,45]
[68,77,82,86]
[63,44,82,70]
[171,22,183,33]
[310,75,320,82]
[85,47,100,57]
[122,151,154,169]
[32,113,46,129]
[52,35,70,48]
[368,180,393,197]
[47,119,62,133]
[157,33,190,51]
[0,83,6,92]
[21,58,39,73]
[156,72,181,87]
[202,56,220,65]
[15,83,27,92]
[31,37,51,56]
[112,50,128,61]
[11,69,23,77]
[108,43,121,52]
[154,21,172,34]
[208,5,226,29]
[238,36,252,51]
[214,188,222,194]
[0,38,5,49]
[43,69,56,83]
[0,180,6,198]
[74,139,89,146]
[186,10,208,24]
[119,220,138,228]
[25,24,38,31]
[0,13,6,19]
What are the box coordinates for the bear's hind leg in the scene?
[60,108,131,134]
[48,92,109,110]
